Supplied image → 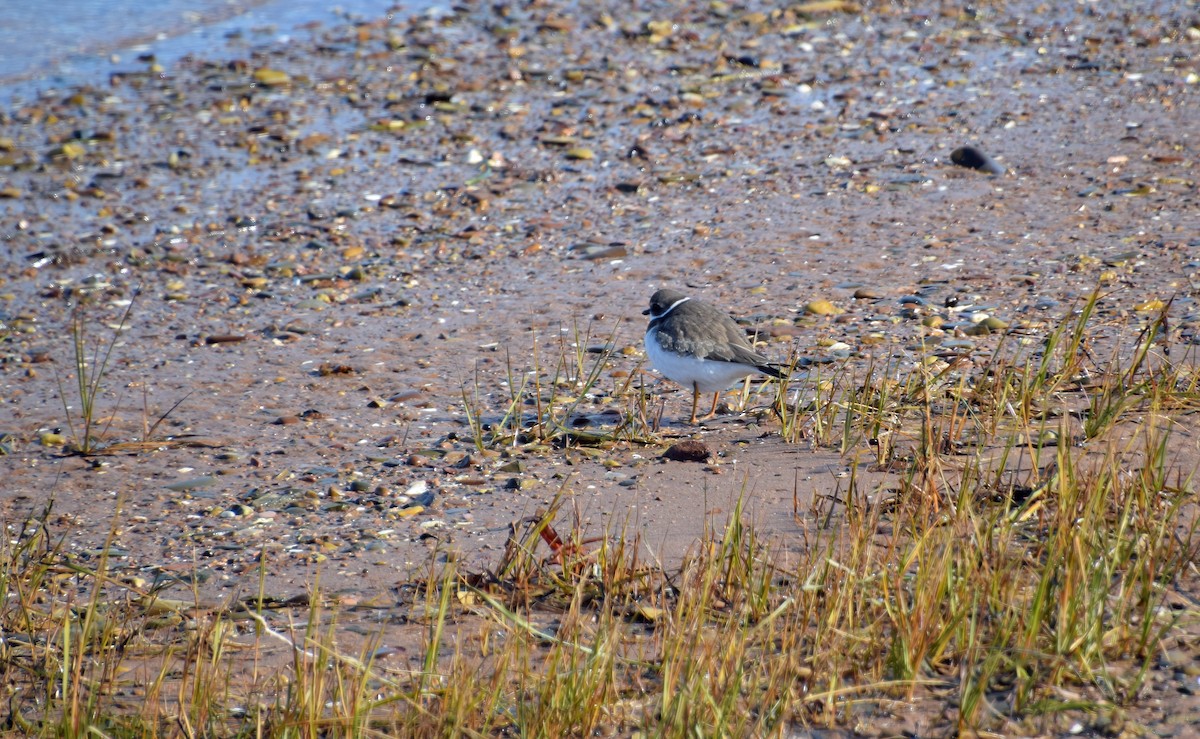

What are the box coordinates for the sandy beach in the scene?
[2,0,1199,733]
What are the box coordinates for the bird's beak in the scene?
[641,308,651,315]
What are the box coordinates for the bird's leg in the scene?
[689,386,701,424]
[696,391,722,422]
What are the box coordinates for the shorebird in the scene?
[643,288,786,423]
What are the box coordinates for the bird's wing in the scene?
[712,313,786,377]
[657,307,774,367]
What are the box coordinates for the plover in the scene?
[643,288,786,423]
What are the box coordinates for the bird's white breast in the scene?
[645,327,760,392]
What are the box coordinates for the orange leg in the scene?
[692,388,722,424]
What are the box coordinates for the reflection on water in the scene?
[0,0,427,96]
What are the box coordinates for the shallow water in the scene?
[0,0,432,101]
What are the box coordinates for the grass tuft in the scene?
[5,293,1198,735]
[55,297,137,455]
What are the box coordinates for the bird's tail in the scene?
[758,363,788,380]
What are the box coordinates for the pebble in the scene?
[964,317,1009,335]
[663,440,711,462]
[442,450,469,467]
[1134,299,1165,312]
[252,68,290,86]
[167,476,217,491]
[950,145,1006,175]
[572,244,627,260]
[804,299,842,316]
[768,324,805,338]
[940,339,976,351]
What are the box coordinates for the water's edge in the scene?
[0,0,433,105]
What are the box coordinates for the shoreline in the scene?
[0,0,432,105]
[1,1,1197,732]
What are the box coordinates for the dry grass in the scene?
[4,289,1199,736]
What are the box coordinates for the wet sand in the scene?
[2,0,1199,732]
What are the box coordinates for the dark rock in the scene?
[663,440,711,462]
[950,145,1005,175]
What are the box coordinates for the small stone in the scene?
[573,244,626,260]
[804,299,842,316]
[950,145,1005,175]
[166,476,217,492]
[663,440,711,462]
[442,451,469,467]
[767,325,804,338]
[965,317,1008,335]
[40,432,67,446]
[253,68,290,86]
[410,488,436,507]
[402,481,429,498]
